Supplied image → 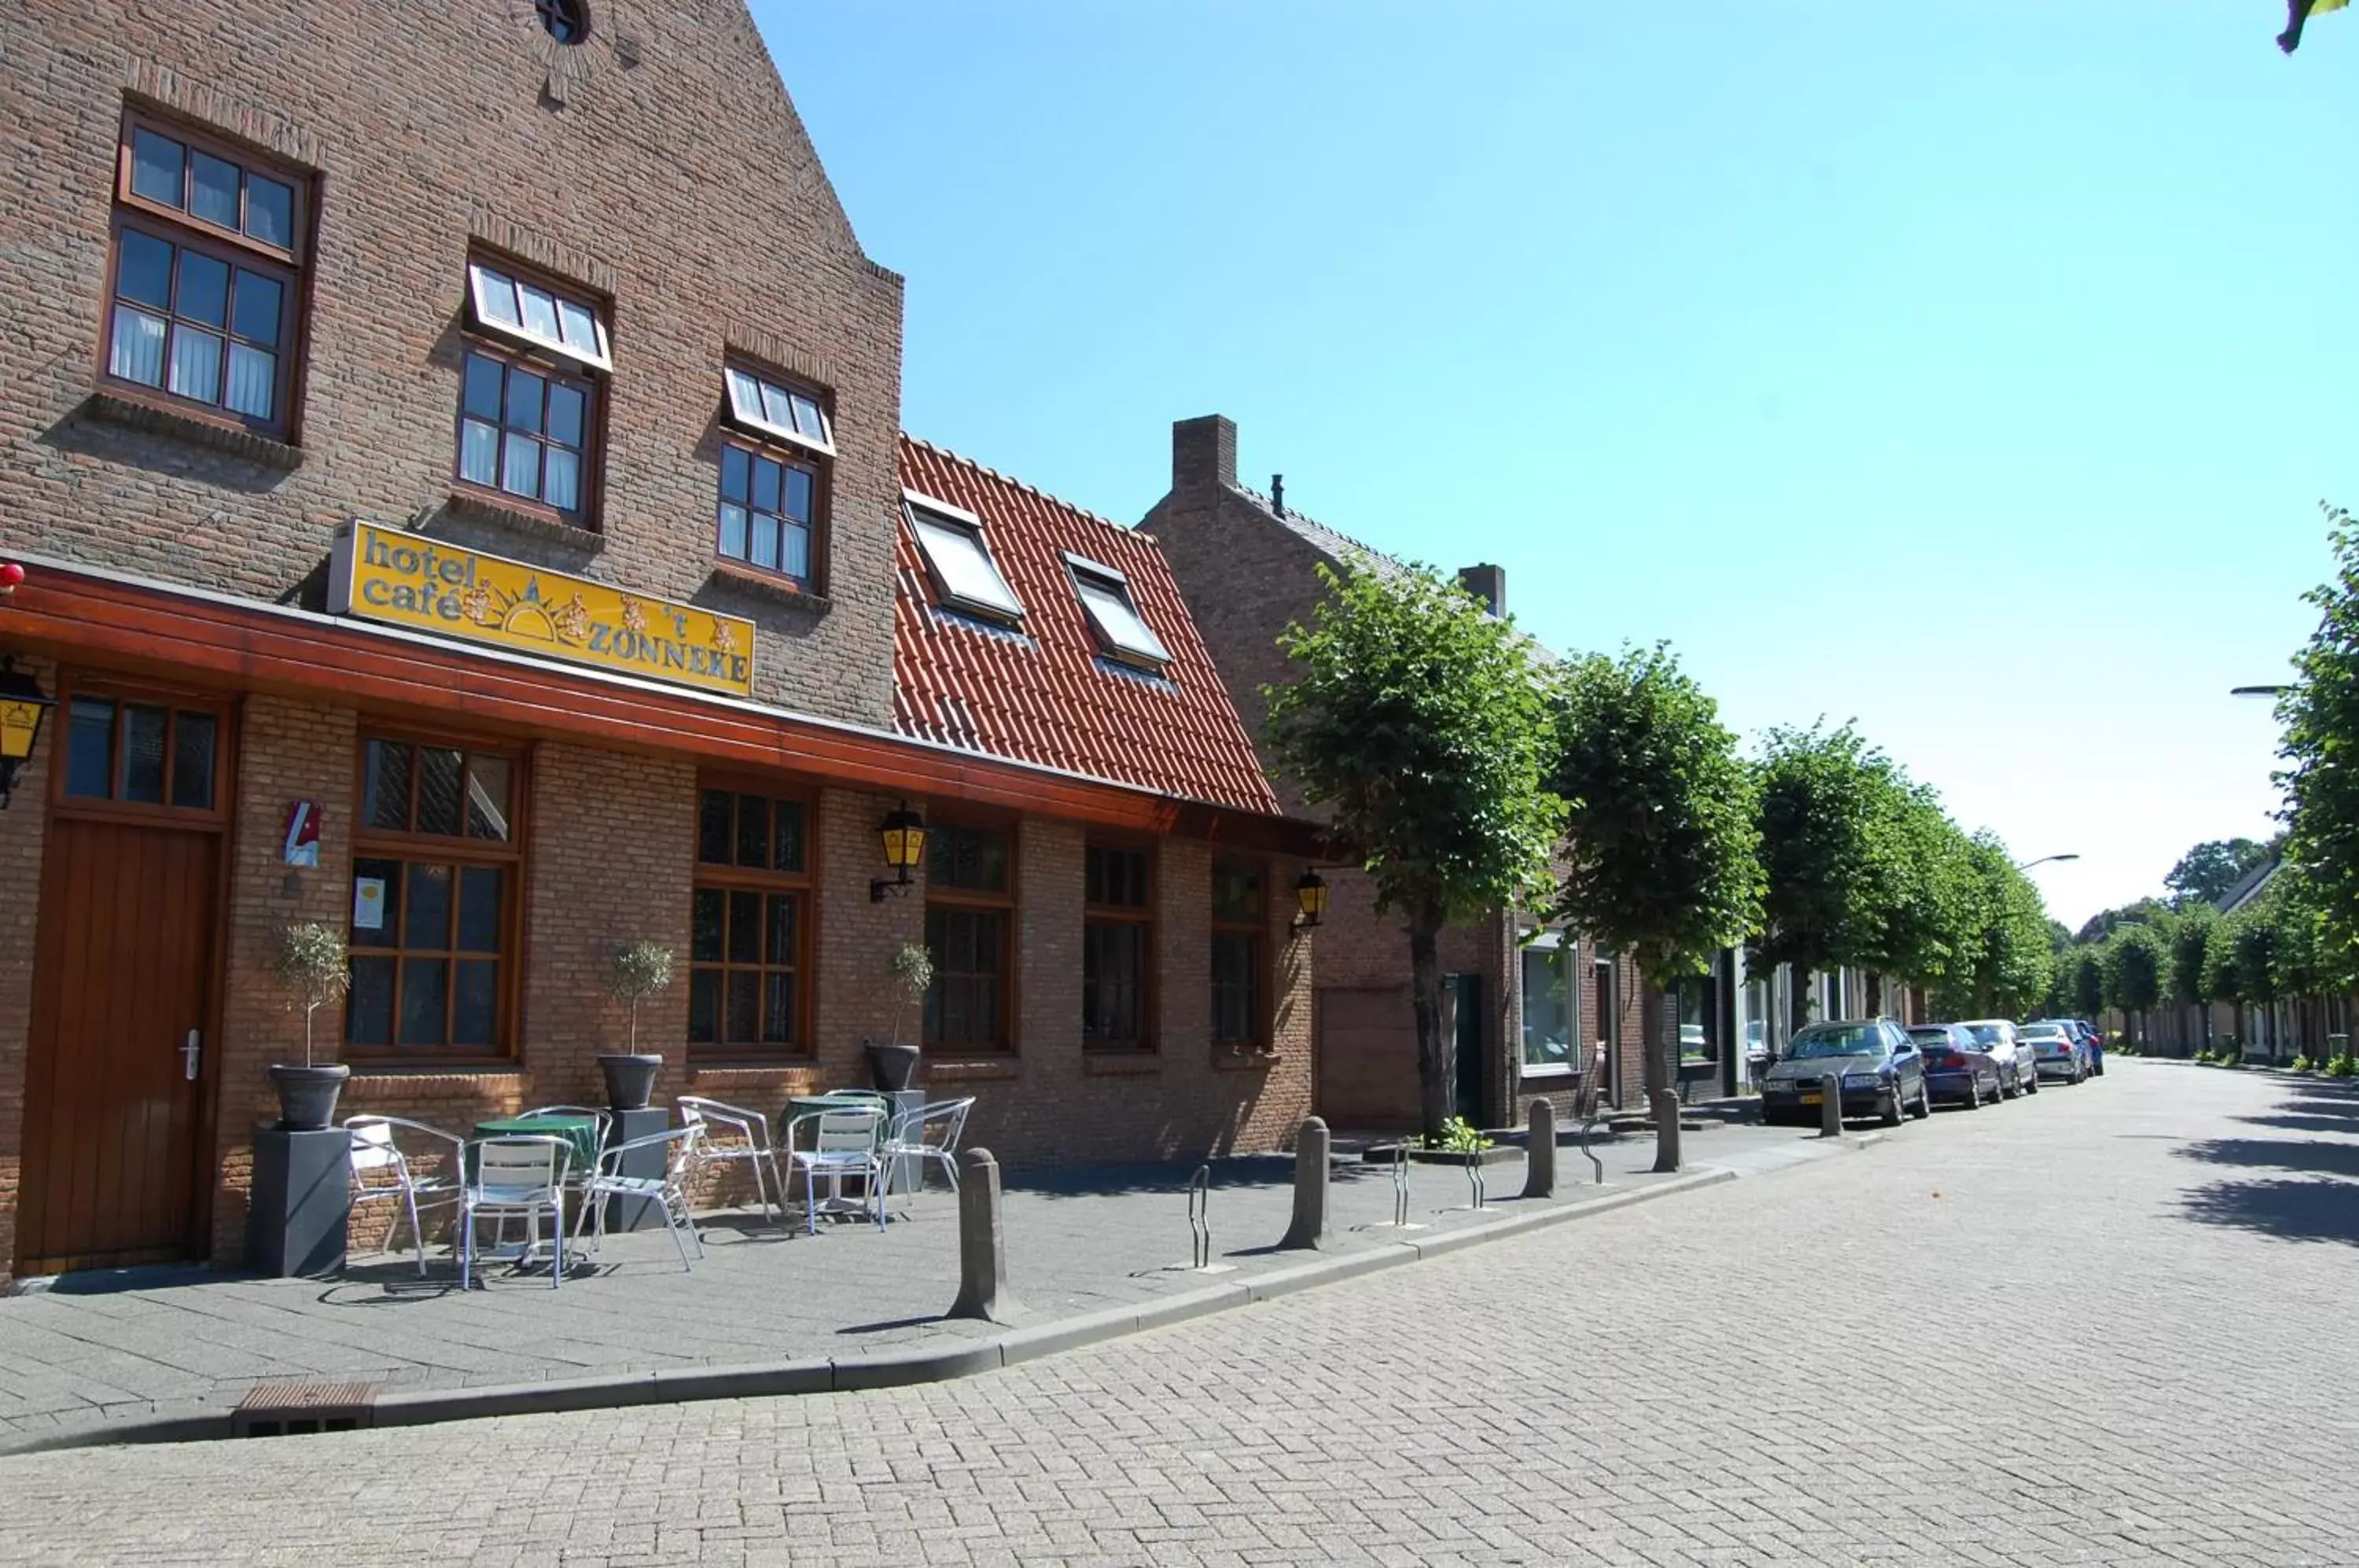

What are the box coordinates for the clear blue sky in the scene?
[758,1,2359,930]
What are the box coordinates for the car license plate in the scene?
[1798,1091,1823,1106]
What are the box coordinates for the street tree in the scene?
[2070,945,2106,1021]
[1750,723,1916,1029]
[2232,907,2285,1060]
[2278,506,2359,992]
[2168,906,2219,1052]
[1931,833,2053,1020]
[2163,839,2270,910]
[1549,644,1762,1154]
[1267,561,1565,1142]
[2204,915,2247,1050]
[2103,923,2167,1047]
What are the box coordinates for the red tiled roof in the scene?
[895,436,1281,816]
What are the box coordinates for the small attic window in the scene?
[906,492,1024,624]
[1065,554,1171,670]
[724,365,833,455]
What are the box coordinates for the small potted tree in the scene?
[599,940,674,1110]
[863,940,932,1091]
[269,921,351,1131]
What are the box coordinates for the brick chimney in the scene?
[1172,414,1237,495]
[1458,563,1506,617]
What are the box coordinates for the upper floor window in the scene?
[1065,554,1172,670]
[455,256,609,527]
[104,115,306,439]
[906,495,1024,624]
[716,365,830,591]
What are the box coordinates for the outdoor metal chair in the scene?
[880,1097,974,1201]
[573,1124,706,1272]
[458,1135,573,1290]
[676,1095,786,1224]
[344,1114,466,1275]
[782,1103,888,1235]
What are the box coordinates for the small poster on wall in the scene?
[352,877,386,931]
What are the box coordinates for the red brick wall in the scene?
[0,654,57,1279]
[0,2,905,729]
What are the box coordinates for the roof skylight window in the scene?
[906,493,1025,624]
[1065,554,1171,669]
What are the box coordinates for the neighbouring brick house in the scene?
[0,3,1309,1283]
[1143,415,1649,1132]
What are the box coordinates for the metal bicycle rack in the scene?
[1187,1162,1212,1270]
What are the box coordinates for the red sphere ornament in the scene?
[0,561,24,594]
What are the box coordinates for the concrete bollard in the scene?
[1522,1098,1556,1199]
[1650,1088,1681,1174]
[1278,1117,1331,1250]
[946,1147,1027,1324]
[1820,1072,1844,1138]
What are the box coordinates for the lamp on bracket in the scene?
[870,801,927,902]
[1290,868,1329,937]
[0,655,57,811]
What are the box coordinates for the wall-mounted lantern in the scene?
[1290,868,1329,936]
[870,801,927,902]
[0,657,56,810]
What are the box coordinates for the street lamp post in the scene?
[2014,854,2081,872]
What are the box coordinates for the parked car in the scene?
[1760,1019,1931,1127]
[2063,1018,2105,1076]
[1908,1023,2004,1109]
[1957,1019,2037,1097]
[2019,1021,2089,1084]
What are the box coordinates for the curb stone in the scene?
[13,1136,1877,1452]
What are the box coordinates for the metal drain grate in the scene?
[232,1379,380,1438]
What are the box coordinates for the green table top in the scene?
[474,1114,600,1172]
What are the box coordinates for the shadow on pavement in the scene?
[2180,1176,2359,1246]
[2232,1113,2359,1136]
[1000,1154,1398,1200]
[2178,1138,2359,1180]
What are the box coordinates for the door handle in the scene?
[181,1029,201,1082]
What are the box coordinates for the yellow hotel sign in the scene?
[329,520,756,698]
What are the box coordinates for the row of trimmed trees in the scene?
[2052,867,2343,1060]
[1264,561,2055,1142]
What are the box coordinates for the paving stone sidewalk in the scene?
[0,1115,1848,1451]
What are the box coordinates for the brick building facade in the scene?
[1143,415,1648,1132]
[0,3,1309,1283]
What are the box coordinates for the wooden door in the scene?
[17,684,230,1275]
[1315,985,1421,1130]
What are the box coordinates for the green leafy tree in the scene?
[2279,506,2359,992]
[2205,915,2247,1048]
[2074,898,2171,946]
[2070,945,2106,1020]
[2103,923,2167,1046]
[2232,907,2284,1058]
[1751,723,1915,1029]
[1267,562,1565,1140]
[1930,834,2054,1020]
[2168,906,2219,1052]
[2163,839,2271,910]
[1549,645,1762,1157]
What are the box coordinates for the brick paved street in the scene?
[5,1058,2355,1566]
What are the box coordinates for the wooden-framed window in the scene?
[103,112,307,439]
[61,694,224,815]
[455,254,609,528]
[687,784,812,1059]
[347,735,523,1059]
[924,821,1014,1054]
[716,432,825,591]
[1211,859,1267,1049]
[1084,842,1154,1051]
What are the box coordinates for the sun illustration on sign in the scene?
[459,576,598,647]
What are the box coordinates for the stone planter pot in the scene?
[268,1063,351,1132]
[597,1052,664,1112]
[863,1040,922,1093]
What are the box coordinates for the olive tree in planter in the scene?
[599,940,675,1111]
[864,941,933,1091]
[270,921,352,1131]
